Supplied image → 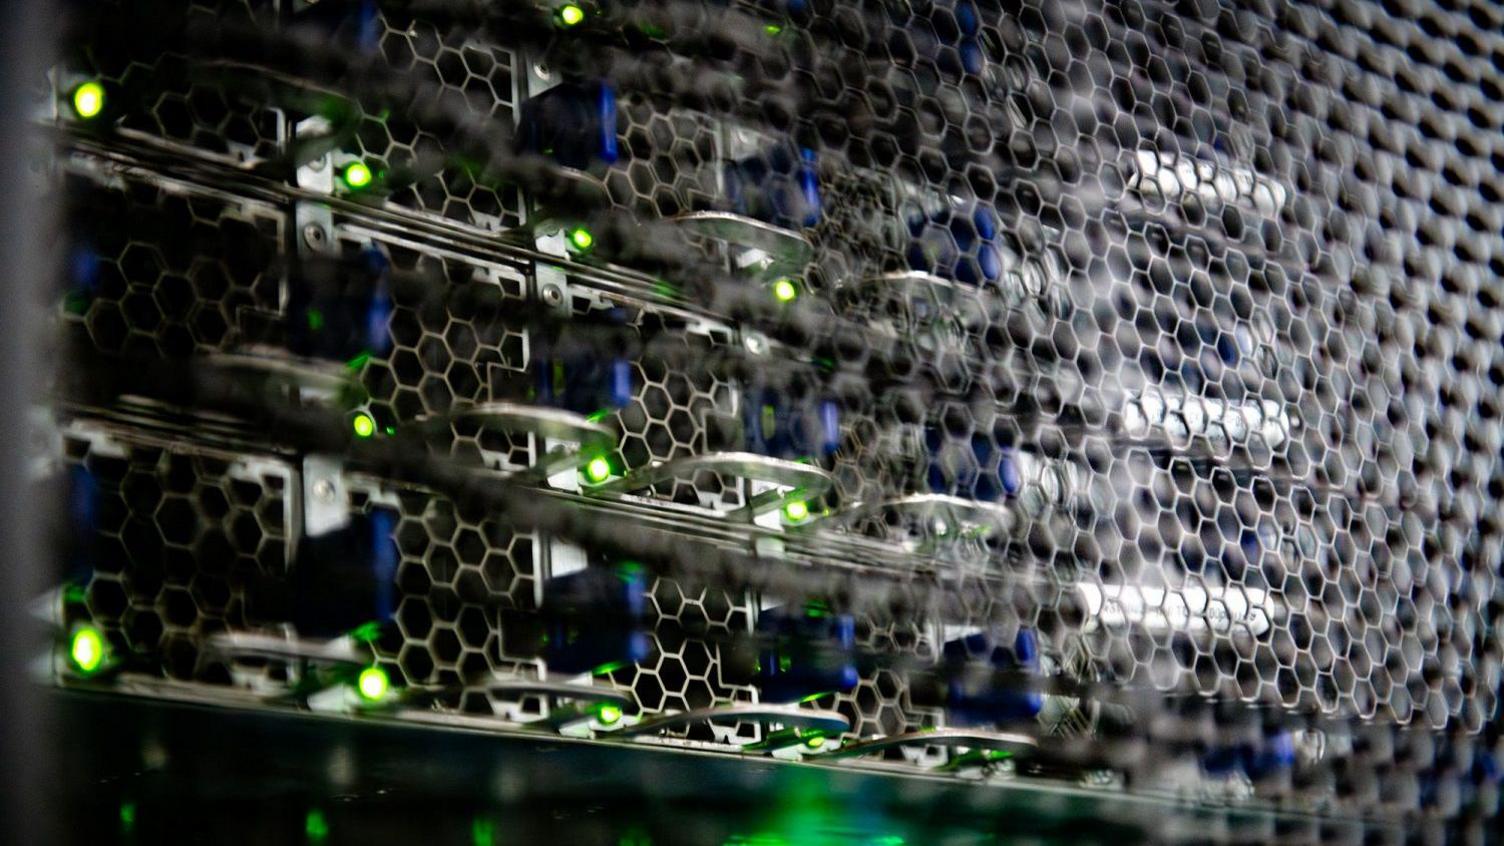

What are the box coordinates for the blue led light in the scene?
[998,449,1022,497]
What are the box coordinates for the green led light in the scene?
[119,802,137,834]
[356,665,389,702]
[341,161,374,190]
[583,455,612,484]
[567,226,595,252]
[557,3,586,26]
[772,277,798,303]
[69,625,106,674]
[597,704,623,725]
[782,499,809,523]
[764,23,783,35]
[305,809,329,843]
[804,734,825,749]
[351,412,376,439]
[72,81,105,119]
[591,660,627,676]
[472,818,496,846]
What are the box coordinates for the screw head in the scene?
[302,223,327,250]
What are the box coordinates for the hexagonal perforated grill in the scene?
[66,0,284,163]
[379,489,539,691]
[355,11,524,230]
[60,169,284,357]
[59,425,292,684]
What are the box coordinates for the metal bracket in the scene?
[812,494,1012,542]
[209,631,367,667]
[535,538,589,610]
[302,454,351,537]
[401,674,633,731]
[822,727,1038,761]
[416,401,615,484]
[293,116,335,193]
[545,540,590,582]
[612,703,849,740]
[668,211,812,280]
[201,351,354,409]
[535,264,571,315]
[840,270,960,306]
[294,201,335,261]
[586,452,833,520]
[739,725,844,758]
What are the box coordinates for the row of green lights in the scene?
[65,81,383,200]
[70,84,378,192]
[67,625,394,706]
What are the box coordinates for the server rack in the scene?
[16,0,1504,842]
